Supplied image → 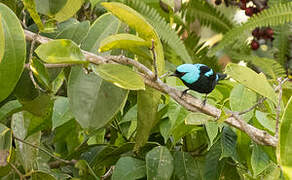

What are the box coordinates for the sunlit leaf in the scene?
[0,14,4,63]
[278,97,292,179]
[225,63,277,105]
[21,0,44,30]
[35,39,87,64]
[99,33,151,52]
[112,157,146,180]
[95,64,145,90]
[54,0,84,22]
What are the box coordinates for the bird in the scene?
[171,64,227,105]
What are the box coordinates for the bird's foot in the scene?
[181,89,189,98]
[201,99,207,106]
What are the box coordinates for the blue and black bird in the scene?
[171,64,227,104]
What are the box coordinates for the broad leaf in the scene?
[185,112,214,125]
[52,96,74,129]
[278,97,292,179]
[68,66,128,130]
[203,141,222,180]
[255,111,276,133]
[75,160,98,179]
[54,0,84,22]
[146,146,174,180]
[95,64,145,90]
[0,124,12,167]
[205,121,219,149]
[0,3,26,102]
[35,39,87,64]
[230,84,257,122]
[31,171,56,180]
[101,2,156,40]
[99,33,151,52]
[173,152,200,180]
[251,143,271,176]
[112,157,146,180]
[35,0,67,15]
[0,14,4,63]
[81,13,120,54]
[11,112,41,172]
[0,100,22,123]
[220,127,238,161]
[101,2,164,75]
[225,63,277,105]
[55,20,90,44]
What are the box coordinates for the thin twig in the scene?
[159,71,172,79]
[150,39,158,80]
[101,166,115,180]
[8,162,24,180]
[13,136,73,164]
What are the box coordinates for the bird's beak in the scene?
[170,72,178,77]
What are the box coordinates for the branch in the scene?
[8,162,25,180]
[23,30,278,147]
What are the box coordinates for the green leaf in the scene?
[90,0,101,9]
[173,152,200,180]
[205,121,219,149]
[146,146,174,180]
[230,84,257,122]
[35,0,67,15]
[55,20,90,44]
[81,13,120,54]
[68,66,128,130]
[75,160,98,179]
[135,87,160,150]
[11,112,41,172]
[255,111,276,133]
[101,2,156,40]
[30,57,51,90]
[251,143,271,176]
[35,39,87,64]
[54,0,84,22]
[203,141,222,180]
[52,96,73,130]
[95,64,145,90]
[31,171,56,180]
[0,15,4,63]
[185,112,214,125]
[21,0,44,31]
[101,2,165,75]
[25,111,51,137]
[0,100,22,123]
[225,63,277,105]
[220,127,238,161]
[0,3,26,102]
[112,157,146,180]
[278,97,292,179]
[98,33,151,53]
[0,124,12,167]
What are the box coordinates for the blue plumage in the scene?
[171,63,226,104]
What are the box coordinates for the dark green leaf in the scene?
[173,152,200,180]
[251,143,271,176]
[52,96,74,129]
[112,157,146,180]
[220,127,238,161]
[146,146,174,180]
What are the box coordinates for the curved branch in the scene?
[24,30,277,147]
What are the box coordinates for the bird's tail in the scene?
[217,73,227,81]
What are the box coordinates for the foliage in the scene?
[0,0,291,179]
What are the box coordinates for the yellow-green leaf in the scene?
[35,39,87,64]
[54,0,84,22]
[21,0,44,31]
[278,97,292,179]
[99,33,151,53]
[0,14,4,63]
[101,2,164,75]
[101,2,155,40]
[225,63,277,105]
[95,64,145,90]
